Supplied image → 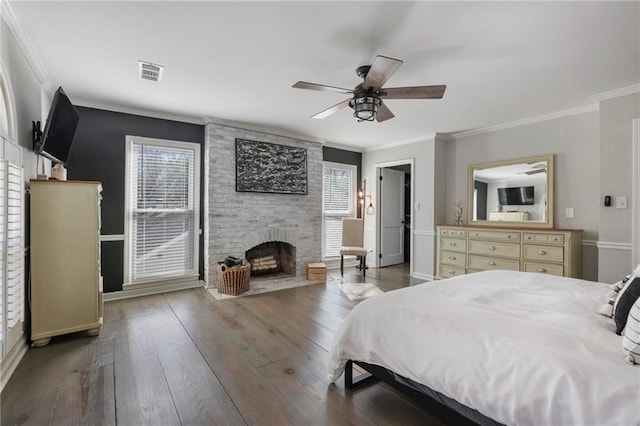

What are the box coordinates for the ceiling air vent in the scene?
[138,60,164,82]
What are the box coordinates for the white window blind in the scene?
[126,138,200,283]
[5,163,22,350]
[0,161,5,349]
[0,160,23,355]
[323,162,356,259]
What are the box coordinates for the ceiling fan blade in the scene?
[363,55,403,89]
[376,102,395,122]
[524,169,547,175]
[381,85,447,99]
[311,98,351,119]
[292,81,353,95]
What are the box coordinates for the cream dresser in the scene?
[30,180,103,346]
[436,225,582,280]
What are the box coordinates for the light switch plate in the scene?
[615,196,628,209]
[565,207,574,218]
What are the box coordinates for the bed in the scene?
[328,270,640,426]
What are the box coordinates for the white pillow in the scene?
[598,277,630,317]
[622,297,640,365]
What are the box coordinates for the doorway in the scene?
[375,159,414,274]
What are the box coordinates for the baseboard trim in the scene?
[1,339,28,392]
[411,272,433,281]
[105,280,204,301]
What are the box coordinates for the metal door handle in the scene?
[537,250,546,255]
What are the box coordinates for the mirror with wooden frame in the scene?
[467,154,554,228]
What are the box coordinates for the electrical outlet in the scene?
[615,196,628,209]
[565,207,574,218]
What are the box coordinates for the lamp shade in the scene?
[366,202,375,215]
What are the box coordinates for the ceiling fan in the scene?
[292,55,446,123]
[520,163,548,175]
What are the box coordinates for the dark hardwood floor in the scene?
[2,264,441,425]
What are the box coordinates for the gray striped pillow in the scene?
[622,297,640,365]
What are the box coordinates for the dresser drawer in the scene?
[523,262,564,276]
[523,233,564,245]
[468,255,520,271]
[440,238,466,253]
[439,264,465,278]
[468,240,520,258]
[523,245,563,262]
[440,228,467,238]
[439,251,466,267]
[467,229,520,242]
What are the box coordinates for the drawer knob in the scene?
[488,246,495,251]
[450,242,456,246]
[527,236,532,240]
[448,270,456,274]
[507,235,512,238]
[537,268,547,273]
[448,256,456,260]
[488,261,496,266]
[537,250,547,255]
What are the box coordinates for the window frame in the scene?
[322,161,357,260]
[124,135,201,286]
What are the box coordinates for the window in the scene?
[125,136,200,284]
[322,162,356,259]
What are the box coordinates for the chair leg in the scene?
[361,255,366,277]
[340,255,344,276]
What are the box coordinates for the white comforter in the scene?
[328,270,640,426]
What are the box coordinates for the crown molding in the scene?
[322,141,363,153]
[451,103,599,140]
[203,117,326,144]
[590,84,640,103]
[0,0,53,93]
[364,133,436,152]
[75,99,205,125]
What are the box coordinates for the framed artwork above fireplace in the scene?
[235,138,308,194]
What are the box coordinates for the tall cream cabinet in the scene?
[30,180,103,346]
[436,225,582,280]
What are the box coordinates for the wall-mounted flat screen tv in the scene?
[498,186,535,205]
[35,87,79,165]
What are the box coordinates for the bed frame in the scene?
[344,360,504,426]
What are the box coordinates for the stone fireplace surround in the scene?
[205,123,322,286]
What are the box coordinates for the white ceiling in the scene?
[9,1,640,150]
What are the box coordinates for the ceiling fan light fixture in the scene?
[350,95,381,122]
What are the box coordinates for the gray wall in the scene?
[445,111,600,281]
[362,138,437,280]
[598,93,640,282]
[1,19,41,180]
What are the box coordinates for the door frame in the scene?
[632,119,640,267]
[374,158,415,275]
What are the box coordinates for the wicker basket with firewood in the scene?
[217,259,251,296]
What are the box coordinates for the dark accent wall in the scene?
[322,146,362,216]
[475,181,488,220]
[69,107,204,292]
